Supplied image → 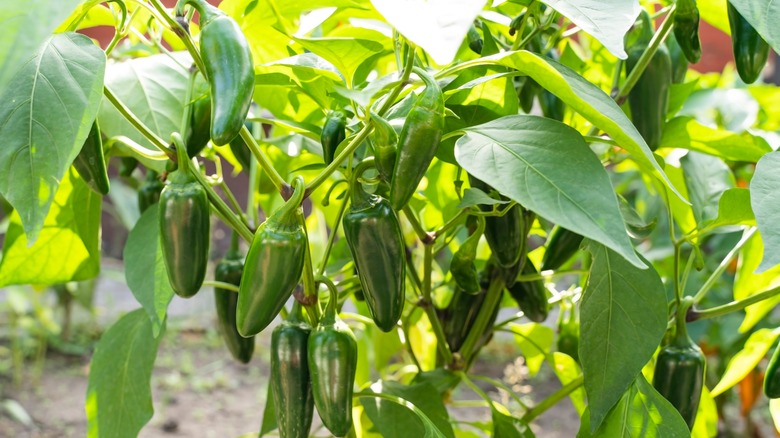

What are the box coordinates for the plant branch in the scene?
[521,375,584,423]
[689,286,780,321]
[692,227,757,304]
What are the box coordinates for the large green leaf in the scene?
[580,242,667,431]
[702,188,755,231]
[293,37,388,87]
[123,204,173,338]
[660,117,771,163]
[455,115,643,268]
[0,0,84,90]
[542,0,641,59]
[483,51,677,198]
[370,0,486,65]
[549,352,586,415]
[728,0,780,53]
[362,380,454,438]
[750,152,780,271]
[86,309,163,438]
[98,52,190,170]
[735,231,780,332]
[692,387,718,438]
[680,152,735,226]
[711,328,780,396]
[0,32,105,243]
[511,323,554,377]
[578,374,690,437]
[699,0,731,35]
[0,168,101,286]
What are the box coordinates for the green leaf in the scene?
[703,188,755,230]
[455,115,643,268]
[492,407,535,437]
[750,152,780,272]
[370,0,486,65]
[362,381,455,438]
[680,152,735,226]
[0,0,84,90]
[0,32,105,243]
[541,0,641,59]
[711,328,780,396]
[293,37,388,87]
[735,230,780,332]
[86,309,163,438]
[123,204,173,338]
[511,323,554,377]
[0,169,101,286]
[485,51,677,199]
[456,188,510,209]
[580,242,668,431]
[660,117,771,163]
[98,52,189,171]
[549,352,586,415]
[728,0,780,53]
[258,383,276,437]
[578,374,690,437]
[699,0,731,35]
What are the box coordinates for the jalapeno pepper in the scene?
[321,111,347,165]
[727,1,769,84]
[468,175,525,268]
[673,0,702,63]
[138,170,164,214]
[73,121,110,195]
[214,234,254,363]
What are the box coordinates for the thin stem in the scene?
[148,0,207,74]
[690,286,780,321]
[459,372,499,409]
[217,180,249,228]
[240,125,286,193]
[377,45,417,115]
[460,275,505,363]
[517,269,588,282]
[203,280,239,292]
[614,4,676,105]
[317,190,350,276]
[521,375,584,423]
[185,161,254,242]
[421,244,453,365]
[306,126,372,195]
[692,227,757,304]
[403,206,430,243]
[104,86,173,157]
[432,209,470,242]
[469,374,529,409]
[511,2,535,51]
[302,213,317,302]
[401,318,422,371]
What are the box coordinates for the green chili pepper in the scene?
[666,32,689,84]
[271,301,314,438]
[308,283,357,437]
[159,134,211,298]
[229,121,253,170]
[184,75,211,158]
[506,260,549,323]
[178,0,254,145]
[518,77,539,114]
[653,307,705,430]
[321,111,347,165]
[539,51,565,121]
[237,176,307,336]
[73,120,110,195]
[765,343,780,399]
[467,24,483,55]
[138,170,164,214]
[389,67,444,211]
[440,266,501,353]
[727,1,769,84]
[541,226,584,271]
[369,112,398,183]
[342,159,406,332]
[626,10,672,151]
[450,217,485,294]
[214,234,254,363]
[468,175,525,268]
[119,156,138,177]
[673,0,702,63]
[556,297,580,362]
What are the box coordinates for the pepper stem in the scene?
[171,132,192,181]
[268,175,305,228]
[411,67,443,111]
[674,296,694,346]
[175,0,221,24]
[286,300,307,325]
[317,275,340,324]
[348,158,377,209]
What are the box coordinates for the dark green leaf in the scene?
[578,375,690,437]
[123,204,173,337]
[750,152,780,271]
[362,381,455,438]
[493,407,535,437]
[680,152,735,225]
[0,32,105,243]
[259,383,276,437]
[86,309,163,438]
[457,188,510,209]
[455,115,642,268]
[580,242,667,431]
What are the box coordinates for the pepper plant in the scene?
[1,0,780,436]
